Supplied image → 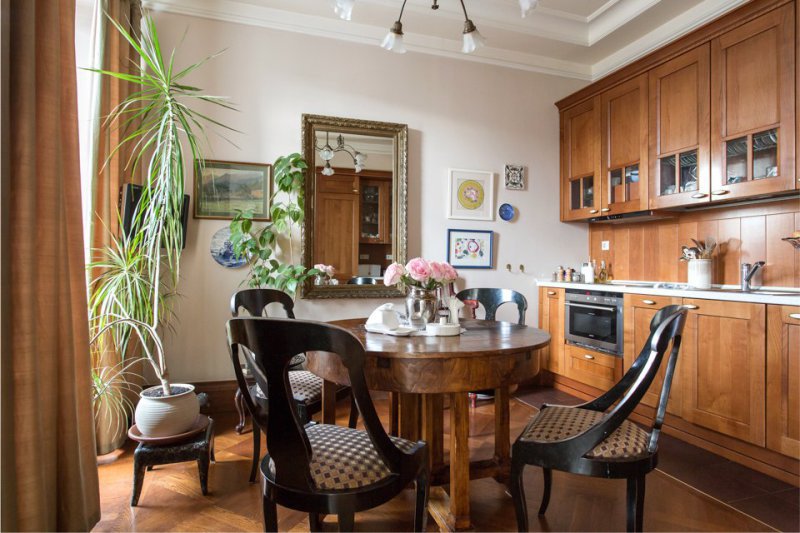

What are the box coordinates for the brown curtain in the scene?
[1,0,101,530]
[86,0,142,456]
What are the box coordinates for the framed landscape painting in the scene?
[194,160,272,220]
[447,229,494,269]
[446,168,495,221]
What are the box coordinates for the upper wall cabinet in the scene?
[561,97,602,221]
[602,74,649,215]
[649,45,711,209]
[710,3,796,200]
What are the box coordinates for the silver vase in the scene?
[405,286,437,329]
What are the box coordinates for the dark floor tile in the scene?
[728,491,800,532]
[715,460,797,495]
[770,487,800,507]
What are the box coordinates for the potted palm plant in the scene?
[88,12,234,439]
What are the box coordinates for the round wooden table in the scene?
[306,318,549,532]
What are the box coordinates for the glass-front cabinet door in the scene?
[649,45,711,209]
[359,178,391,244]
[710,5,796,200]
[561,97,602,221]
[601,74,648,215]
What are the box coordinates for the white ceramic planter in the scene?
[134,383,199,437]
[687,259,712,289]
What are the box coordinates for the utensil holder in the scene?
[687,258,712,289]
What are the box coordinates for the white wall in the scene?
[150,11,589,383]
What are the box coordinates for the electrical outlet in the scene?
[385,254,393,260]
[359,254,369,260]
[601,240,610,251]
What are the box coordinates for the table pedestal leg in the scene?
[321,379,336,425]
[493,386,511,485]
[398,393,421,441]
[429,392,472,531]
[422,394,444,471]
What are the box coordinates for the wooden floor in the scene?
[94,393,779,532]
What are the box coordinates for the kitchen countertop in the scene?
[537,280,800,305]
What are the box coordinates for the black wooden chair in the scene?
[456,288,528,325]
[227,317,430,532]
[230,289,358,483]
[510,305,689,532]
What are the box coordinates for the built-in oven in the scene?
[564,289,624,356]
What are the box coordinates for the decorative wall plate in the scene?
[499,203,515,221]
[210,226,246,268]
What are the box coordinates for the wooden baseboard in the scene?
[552,374,800,487]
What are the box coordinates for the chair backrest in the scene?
[226,317,406,492]
[456,288,528,325]
[575,305,689,455]
[230,288,295,318]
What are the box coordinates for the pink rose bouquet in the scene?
[384,257,458,290]
[313,263,336,279]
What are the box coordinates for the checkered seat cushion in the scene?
[252,370,322,403]
[519,406,650,460]
[267,424,418,491]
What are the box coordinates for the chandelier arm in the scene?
[398,0,408,21]
[458,0,471,21]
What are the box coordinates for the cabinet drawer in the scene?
[625,294,675,309]
[317,175,358,194]
[564,344,623,391]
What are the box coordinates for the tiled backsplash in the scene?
[589,198,800,287]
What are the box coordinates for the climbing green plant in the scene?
[229,153,319,295]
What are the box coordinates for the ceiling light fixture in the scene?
[314,132,368,176]
[337,1,488,55]
[518,0,538,18]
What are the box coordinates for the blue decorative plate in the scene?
[210,226,246,268]
[498,203,515,221]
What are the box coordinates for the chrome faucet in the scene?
[741,261,765,291]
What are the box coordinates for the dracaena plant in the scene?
[229,153,320,296]
[88,11,235,398]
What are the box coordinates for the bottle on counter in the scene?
[597,260,608,283]
[556,265,565,282]
[581,261,595,284]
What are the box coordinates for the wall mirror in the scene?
[301,114,408,299]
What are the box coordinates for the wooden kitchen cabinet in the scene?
[681,299,766,446]
[710,3,796,200]
[314,171,360,281]
[623,293,684,417]
[563,343,623,392]
[766,305,800,457]
[648,45,711,209]
[359,176,392,244]
[538,287,565,374]
[601,74,649,215]
[560,97,602,221]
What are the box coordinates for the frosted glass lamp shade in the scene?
[519,0,538,17]
[322,162,334,176]
[381,21,406,53]
[333,0,355,21]
[319,145,335,161]
[461,27,485,54]
[355,152,367,165]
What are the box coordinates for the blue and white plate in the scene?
[498,203,515,221]
[210,226,246,268]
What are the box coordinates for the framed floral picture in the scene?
[194,159,272,220]
[447,168,495,220]
[447,229,494,269]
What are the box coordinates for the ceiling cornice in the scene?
[142,0,748,82]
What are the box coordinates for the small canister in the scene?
[556,266,565,282]
[566,267,574,282]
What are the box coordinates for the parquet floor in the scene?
[94,392,779,532]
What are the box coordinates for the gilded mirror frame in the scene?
[301,114,408,299]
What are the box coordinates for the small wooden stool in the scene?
[130,417,215,506]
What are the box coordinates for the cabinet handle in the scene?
[589,209,599,214]
[684,304,699,310]
[712,189,729,196]
[583,354,595,360]
[691,192,708,199]
[353,189,359,193]
[642,299,656,305]
[547,291,557,296]
[789,313,800,320]
[601,208,610,212]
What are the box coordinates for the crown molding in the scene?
[142,0,593,79]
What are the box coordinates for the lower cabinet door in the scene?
[564,343,622,391]
[539,287,565,374]
[623,294,684,417]
[682,299,766,446]
[766,305,800,457]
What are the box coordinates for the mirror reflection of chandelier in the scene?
[315,131,367,176]
[332,1,539,54]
